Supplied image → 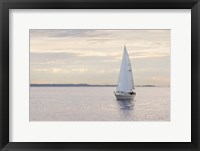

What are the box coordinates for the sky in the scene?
[30,29,170,86]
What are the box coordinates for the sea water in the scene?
[30,87,170,121]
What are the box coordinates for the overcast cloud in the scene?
[30,29,170,86]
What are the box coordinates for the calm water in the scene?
[30,87,170,121]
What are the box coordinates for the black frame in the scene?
[0,0,199,150]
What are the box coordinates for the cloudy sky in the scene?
[30,29,170,86]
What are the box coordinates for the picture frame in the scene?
[0,0,199,150]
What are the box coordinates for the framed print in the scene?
[0,0,200,151]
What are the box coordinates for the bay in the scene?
[30,87,170,121]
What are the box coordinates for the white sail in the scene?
[116,46,134,93]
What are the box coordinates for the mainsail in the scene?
[116,46,134,93]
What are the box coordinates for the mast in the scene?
[116,46,134,93]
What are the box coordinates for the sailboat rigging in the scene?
[114,45,136,100]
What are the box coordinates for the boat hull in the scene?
[114,92,135,100]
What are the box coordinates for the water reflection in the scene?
[117,99,134,110]
[117,99,135,118]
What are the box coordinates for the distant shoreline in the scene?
[30,84,168,87]
[30,84,115,87]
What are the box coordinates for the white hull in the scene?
[114,92,135,100]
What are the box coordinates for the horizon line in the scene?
[30,84,169,87]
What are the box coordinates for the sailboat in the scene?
[114,45,136,100]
